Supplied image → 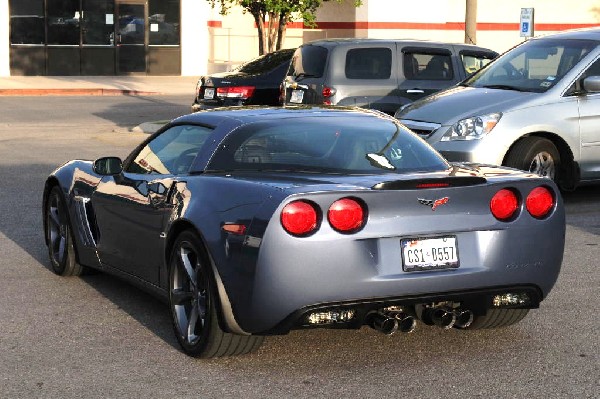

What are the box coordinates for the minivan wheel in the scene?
[504,137,560,181]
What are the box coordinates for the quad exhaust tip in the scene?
[369,310,416,335]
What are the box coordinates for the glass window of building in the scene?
[47,0,81,45]
[9,0,45,44]
[82,0,115,45]
[149,0,180,45]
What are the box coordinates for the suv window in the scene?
[403,51,453,80]
[460,53,494,76]
[289,45,328,78]
[345,48,392,79]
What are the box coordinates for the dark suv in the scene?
[283,39,497,115]
[192,48,295,112]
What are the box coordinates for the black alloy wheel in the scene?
[46,186,84,276]
[168,230,263,357]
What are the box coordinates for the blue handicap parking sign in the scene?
[522,22,529,32]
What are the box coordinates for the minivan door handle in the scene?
[406,89,425,94]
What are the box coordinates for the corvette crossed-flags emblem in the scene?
[417,196,449,211]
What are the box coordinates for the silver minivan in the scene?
[396,28,600,190]
[283,39,497,115]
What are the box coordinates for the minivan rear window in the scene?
[345,48,392,79]
[289,45,328,78]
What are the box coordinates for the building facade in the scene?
[1,0,599,77]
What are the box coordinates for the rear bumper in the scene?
[226,194,564,334]
[264,285,542,334]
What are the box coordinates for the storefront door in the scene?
[116,1,147,74]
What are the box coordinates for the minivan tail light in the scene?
[281,200,319,236]
[322,86,336,105]
[526,186,554,218]
[490,189,519,220]
[217,86,256,99]
[328,198,366,233]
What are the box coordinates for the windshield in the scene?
[464,38,597,92]
[207,116,448,174]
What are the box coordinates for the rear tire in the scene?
[168,230,263,357]
[45,186,85,276]
[504,137,560,181]
[460,308,530,330]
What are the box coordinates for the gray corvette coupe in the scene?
[43,107,565,358]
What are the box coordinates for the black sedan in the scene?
[191,48,295,112]
[43,107,565,358]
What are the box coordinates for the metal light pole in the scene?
[465,0,477,44]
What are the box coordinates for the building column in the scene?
[180,0,209,76]
[0,0,10,76]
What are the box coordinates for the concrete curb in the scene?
[0,88,159,96]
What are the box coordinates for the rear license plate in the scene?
[290,89,304,103]
[401,236,459,271]
[204,88,215,99]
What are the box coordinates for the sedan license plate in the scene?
[204,88,215,99]
[401,236,459,272]
[290,89,304,103]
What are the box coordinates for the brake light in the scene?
[490,189,519,220]
[281,200,319,236]
[328,198,366,233]
[526,186,554,218]
[216,86,256,99]
[322,86,336,105]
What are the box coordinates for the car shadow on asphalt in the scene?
[91,95,190,129]
[562,185,600,236]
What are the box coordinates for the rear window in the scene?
[207,116,448,174]
[345,48,392,79]
[235,49,294,74]
[288,45,328,78]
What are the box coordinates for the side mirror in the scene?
[93,157,123,175]
[582,76,600,93]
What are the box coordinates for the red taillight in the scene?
[322,86,336,105]
[328,198,366,233]
[490,189,519,220]
[526,186,554,218]
[216,86,256,99]
[281,200,319,236]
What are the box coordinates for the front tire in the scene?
[168,230,263,358]
[46,186,85,276]
[504,137,560,181]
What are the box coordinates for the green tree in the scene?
[207,0,362,55]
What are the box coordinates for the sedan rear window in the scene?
[207,116,448,174]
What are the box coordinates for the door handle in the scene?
[406,89,425,94]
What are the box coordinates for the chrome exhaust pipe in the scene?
[394,313,417,333]
[454,309,474,329]
[426,308,456,329]
[369,312,399,335]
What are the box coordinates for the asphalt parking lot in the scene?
[0,95,598,398]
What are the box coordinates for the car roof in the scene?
[532,27,600,41]
[302,38,496,53]
[174,106,390,127]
